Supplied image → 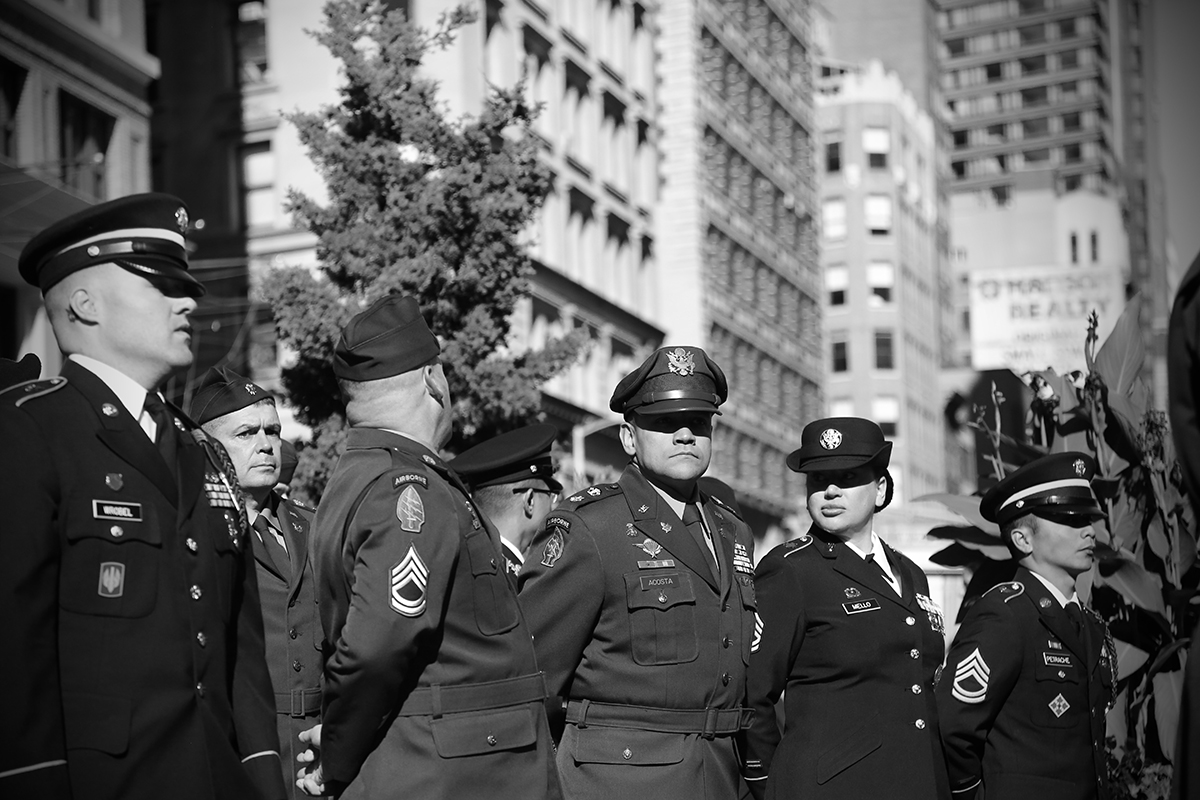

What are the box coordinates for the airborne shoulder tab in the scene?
[783,533,814,557]
[6,376,68,407]
[559,482,622,509]
[983,580,1025,603]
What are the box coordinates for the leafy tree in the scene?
[262,0,587,503]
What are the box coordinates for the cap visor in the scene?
[634,399,721,416]
[117,259,206,297]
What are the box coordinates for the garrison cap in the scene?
[980,451,1104,527]
[189,366,274,426]
[333,294,440,382]
[18,192,204,296]
[787,417,893,473]
[279,440,299,486]
[450,423,563,492]
[609,346,727,416]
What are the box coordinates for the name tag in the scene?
[93,500,143,522]
[842,598,882,615]
[1043,652,1073,667]
[640,573,680,591]
[638,560,676,569]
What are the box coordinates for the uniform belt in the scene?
[397,672,547,718]
[275,687,322,718]
[565,700,753,739]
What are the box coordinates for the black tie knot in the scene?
[1066,601,1085,637]
[144,391,177,470]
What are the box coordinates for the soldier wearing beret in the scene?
[517,345,757,800]
[450,423,563,579]
[297,295,560,799]
[0,194,285,800]
[937,452,1115,800]
[189,368,324,800]
[742,417,950,800]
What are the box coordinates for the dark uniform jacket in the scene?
[937,566,1114,800]
[0,360,284,800]
[517,464,756,800]
[742,528,950,800]
[251,493,323,800]
[311,428,560,800]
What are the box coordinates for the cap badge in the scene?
[102,403,119,417]
[244,383,258,395]
[667,347,696,376]
[819,428,843,450]
[1073,459,1087,477]
[175,207,189,233]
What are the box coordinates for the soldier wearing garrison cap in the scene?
[938,452,1115,800]
[450,423,562,580]
[742,417,950,800]
[0,194,285,800]
[298,295,560,800]
[189,368,323,800]
[518,345,757,800]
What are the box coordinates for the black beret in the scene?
[188,366,274,425]
[787,417,892,473]
[333,294,440,381]
[0,353,42,390]
[18,192,204,296]
[980,451,1104,527]
[450,423,562,492]
[610,346,727,416]
[279,440,299,486]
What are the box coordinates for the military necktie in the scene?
[683,503,719,579]
[253,514,291,575]
[1066,601,1085,639]
[143,391,178,470]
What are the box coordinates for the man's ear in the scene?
[68,286,100,325]
[423,364,445,406]
[1009,521,1036,557]
[521,488,537,518]
[619,421,637,458]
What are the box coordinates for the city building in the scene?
[654,0,822,543]
[1,0,155,370]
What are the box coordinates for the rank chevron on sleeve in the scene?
[951,647,991,704]
[389,545,428,617]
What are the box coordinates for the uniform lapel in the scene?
[249,516,287,580]
[703,499,736,597]
[64,361,178,505]
[277,496,310,596]
[175,426,205,519]
[622,467,719,592]
[1020,567,1087,662]
[823,533,912,612]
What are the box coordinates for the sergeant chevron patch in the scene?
[390,545,428,617]
[951,647,991,704]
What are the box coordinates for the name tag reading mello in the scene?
[93,500,143,522]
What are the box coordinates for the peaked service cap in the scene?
[450,423,562,492]
[609,346,727,416]
[787,417,893,473]
[980,451,1104,527]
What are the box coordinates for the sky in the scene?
[1155,0,1200,278]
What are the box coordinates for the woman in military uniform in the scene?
[741,417,950,800]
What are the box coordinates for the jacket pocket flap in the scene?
[625,572,696,610]
[431,706,537,758]
[573,726,685,766]
[816,713,882,784]
[465,530,499,576]
[62,692,131,755]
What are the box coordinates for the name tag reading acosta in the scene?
[640,573,680,591]
[842,597,882,615]
[93,500,143,522]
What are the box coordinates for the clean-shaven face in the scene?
[207,401,283,491]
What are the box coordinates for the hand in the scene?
[296,724,325,796]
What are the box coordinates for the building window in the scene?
[1063,174,1082,192]
[863,128,890,169]
[1,57,28,160]
[1022,117,1050,139]
[241,142,275,229]
[873,396,900,436]
[826,140,842,173]
[953,130,969,149]
[58,91,114,199]
[1060,50,1079,70]
[826,265,848,306]
[1059,81,1079,101]
[1018,0,1046,12]
[1020,54,1047,76]
[1091,230,1098,262]
[1070,232,1078,264]
[1062,112,1082,132]
[991,184,1011,206]
[831,333,849,373]
[829,398,854,417]
[952,161,966,179]
[823,199,846,240]
[237,2,270,85]
[875,330,894,370]
[946,38,966,57]
[1025,148,1050,165]
[1021,86,1049,107]
[986,62,1003,83]
[1064,143,1082,163]
[1058,18,1077,39]
[1019,24,1046,45]
[867,262,894,305]
[865,195,892,236]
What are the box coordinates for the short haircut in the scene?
[999,513,1037,558]
[473,479,550,518]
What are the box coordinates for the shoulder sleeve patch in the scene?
[984,580,1025,603]
[7,376,68,406]
[392,472,430,489]
[545,515,571,532]
[783,533,813,557]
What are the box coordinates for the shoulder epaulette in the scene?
[288,496,315,512]
[783,533,814,557]
[983,580,1025,603]
[559,482,622,510]
[708,493,745,520]
[6,376,68,406]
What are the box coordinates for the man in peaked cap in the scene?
[450,423,563,579]
[742,417,950,800]
[518,345,757,800]
[938,451,1116,800]
[189,367,323,800]
[0,194,285,800]
[297,294,560,800]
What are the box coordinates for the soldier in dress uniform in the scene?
[190,368,324,800]
[0,194,284,800]
[517,345,757,800]
[450,423,563,579]
[296,295,560,799]
[937,452,1115,800]
[0,352,41,388]
[742,417,950,800]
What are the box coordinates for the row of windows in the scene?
[947,76,1103,118]
[829,330,896,373]
[941,46,1094,90]
[709,325,817,420]
[951,139,1103,180]
[824,127,892,173]
[938,0,1090,31]
[952,109,1093,148]
[828,396,900,437]
[703,128,808,252]
[943,14,1092,60]
[822,196,893,240]
[699,27,811,166]
[556,0,654,85]
[712,426,801,499]
[720,0,811,98]
[825,262,895,307]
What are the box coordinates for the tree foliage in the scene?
[262,0,587,503]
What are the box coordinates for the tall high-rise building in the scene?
[655,0,822,542]
[1,0,156,370]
